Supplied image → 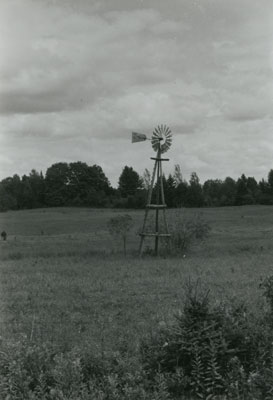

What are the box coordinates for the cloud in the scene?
[0,0,272,185]
[0,2,186,115]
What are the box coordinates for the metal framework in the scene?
[139,140,171,256]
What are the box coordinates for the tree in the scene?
[221,177,237,206]
[142,168,151,191]
[268,169,273,189]
[186,172,204,207]
[0,184,17,211]
[28,170,45,207]
[67,162,94,204]
[1,175,22,208]
[246,177,259,203]
[88,164,111,194]
[20,175,34,208]
[259,176,273,205]
[107,214,133,255]
[118,166,142,197]
[175,181,189,207]
[203,179,223,207]
[164,174,176,207]
[45,162,70,206]
[235,174,255,205]
[45,162,112,207]
[173,164,183,187]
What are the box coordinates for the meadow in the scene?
[1,206,273,398]
[1,205,273,350]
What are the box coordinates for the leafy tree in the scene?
[118,166,142,197]
[268,169,273,189]
[88,164,111,194]
[45,162,111,207]
[66,162,93,204]
[164,174,176,207]
[45,162,70,206]
[142,168,151,191]
[0,184,17,211]
[1,175,22,208]
[173,164,183,187]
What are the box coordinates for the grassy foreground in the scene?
[1,206,273,398]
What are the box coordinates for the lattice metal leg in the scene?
[162,208,171,254]
[138,145,171,256]
[139,208,149,256]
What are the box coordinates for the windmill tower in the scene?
[132,125,172,256]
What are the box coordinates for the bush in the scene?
[260,275,273,315]
[0,341,172,399]
[140,279,273,399]
[170,212,211,254]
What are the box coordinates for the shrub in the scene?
[140,279,273,399]
[170,212,211,254]
[260,275,273,315]
[0,341,165,399]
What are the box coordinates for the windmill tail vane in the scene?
[132,132,147,143]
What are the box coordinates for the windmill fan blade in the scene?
[151,124,172,153]
[132,132,147,143]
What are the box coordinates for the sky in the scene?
[0,0,273,187]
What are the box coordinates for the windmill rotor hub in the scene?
[151,125,172,153]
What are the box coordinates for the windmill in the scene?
[132,125,172,256]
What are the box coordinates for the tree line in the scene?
[1,161,273,211]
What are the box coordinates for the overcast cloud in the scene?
[0,0,273,185]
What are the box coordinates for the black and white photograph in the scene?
[0,0,273,398]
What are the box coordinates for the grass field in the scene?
[1,205,273,355]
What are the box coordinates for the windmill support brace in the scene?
[139,147,171,256]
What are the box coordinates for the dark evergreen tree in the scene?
[28,170,45,207]
[259,174,273,205]
[221,177,237,206]
[203,179,223,206]
[20,175,34,208]
[246,177,260,204]
[186,172,204,207]
[235,174,255,205]
[174,181,189,207]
